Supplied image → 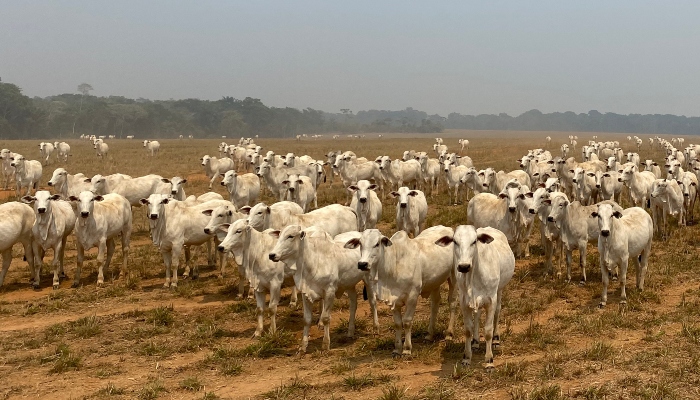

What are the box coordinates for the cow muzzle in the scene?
[204,228,211,234]
[601,230,610,237]
[360,197,367,203]
[400,203,407,208]
[457,264,471,273]
[149,214,158,220]
[547,216,554,222]
[47,182,53,186]
[38,208,46,214]
[529,208,536,214]
[269,253,279,262]
[596,184,601,188]
[357,261,369,271]
[80,211,89,218]
[508,207,516,213]
[217,246,225,252]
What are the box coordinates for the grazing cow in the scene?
[140,194,229,287]
[220,170,261,209]
[22,191,76,289]
[217,219,295,337]
[435,226,514,370]
[143,140,161,156]
[54,142,71,162]
[392,187,427,237]
[348,180,382,231]
[10,154,42,196]
[0,202,36,286]
[344,226,456,356]
[592,204,652,307]
[69,192,132,287]
[281,174,316,212]
[201,155,235,189]
[270,226,379,352]
[241,201,305,231]
[619,164,656,208]
[90,174,165,207]
[48,168,91,198]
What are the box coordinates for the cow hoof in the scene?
[445,334,453,341]
[170,283,178,289]
[59,273,68,279]
[461,358,471,367]
[31,283,40,290]
[471,339,480,350]
[71,281,80,289]
[53,284,59,290]
[620,298,627,305]
[253,332,262,338]
[484,363,495,372]
[402,349,412,356]
[289,302,297,309]
[598,302,606,309]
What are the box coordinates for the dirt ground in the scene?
[1,131,700,400]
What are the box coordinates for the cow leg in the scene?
[426,289,440,341]
[565,249,573,282]
[31,241,42,289]
[58,236,68,280]
[492,289,504,349]
[253,288,265,337]
[300,296,313,353]
[445,277,457,341]
[346,289,358,338]
[183,246,192,278]
[269,282,281,335]
[170,243,183,288]
[579,242,587,285]
[599,257,610,308]
[95,239,108,286]
[289,285,298,309]
[483,301,496,371]
[103,238,116,283]
[392,306,404,356]
[364,279,379,332]
[619,255,629,304]
[162,250,172,288]
[638,243,650,291]
[73,243,84,288]
[320,294,334,350]
[120,227,131,280]
[51,241,64,289]
[402,297,417,355]
[461,303,475,366]
[0,250,11,287]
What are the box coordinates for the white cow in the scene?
[592,204,652,308]
[94,140,109,158]
[54,142,71,162]
[344,226,456,356]
[481,168,531,195]
[642,160,662,179]
[241,202,305,231]
[39,142,55,165]
[594,170,623,203]
[435,226,514,370]
[443,160,469,205]
[69,192,132,287]
[0,149,16,190]
[201,155,235,189]
[22,191,76,289]
[217,219,295,337]
[619,164,656,208]
[10,154,42,196]
[281,174,316,212]
[48,168,90,198]
[90,174,165,207]
[140,194,229,287]
[144,140,161,156]
[391,187,427,237]
[458,139,469,154]
[416,153,441,195]
[0,202,35,286]
[270,226,378,352]
[334,155,383,193]
[649,179,685,237]
[220,170,261,209]
[348,180,382,231]
[377,157,423,191]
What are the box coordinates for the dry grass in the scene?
[1,131,700,399]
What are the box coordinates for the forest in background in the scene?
[1,80,699,139]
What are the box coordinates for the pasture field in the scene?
[2,130,700,400]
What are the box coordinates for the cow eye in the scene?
[287,235,294,239]
[235,230,242,234]
[472,240,477,245]
[374,242,380,248]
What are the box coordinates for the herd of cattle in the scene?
[0,133,694,369]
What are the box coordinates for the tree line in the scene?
[1,79,698,139]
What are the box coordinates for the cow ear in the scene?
[69,196,79,202]
[613,211,623,219]
[518,193,525,199]
[201,209,213,216]
[94,195,104,202]
[282,180,289,185]
[21,196,35,204]
[498,192,507,199]
[83,178,92,183]
[381,236,393,247]
[299,231,306,240]
[525,192,534,198]
[562,200,569,206]
[161,178,170,183]
[347,185,358,193]
[368,184,378,191]
[50,194,62,201]
[239,206,251,215]
[220,173,226,178]
[477,233,494,244]
[266,206,271,214]
[537,183,545,188]
[218,224,230,233]
[390,191,399,198]
[652,162,658,166]
[268,230,280,238]
[297,180,304,185]
[569,169,575,173]
[677,180,683,185]
[139,198,149,205]
[160,197,169,204]
[543,199,552,205]
[590,211,598,218]
[344,238,360,249]
[374,159,382,164]
[180,179,187,184]
[408,191,419,197]
[434,236,454,247]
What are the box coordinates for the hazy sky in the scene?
[2,1,699,116]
